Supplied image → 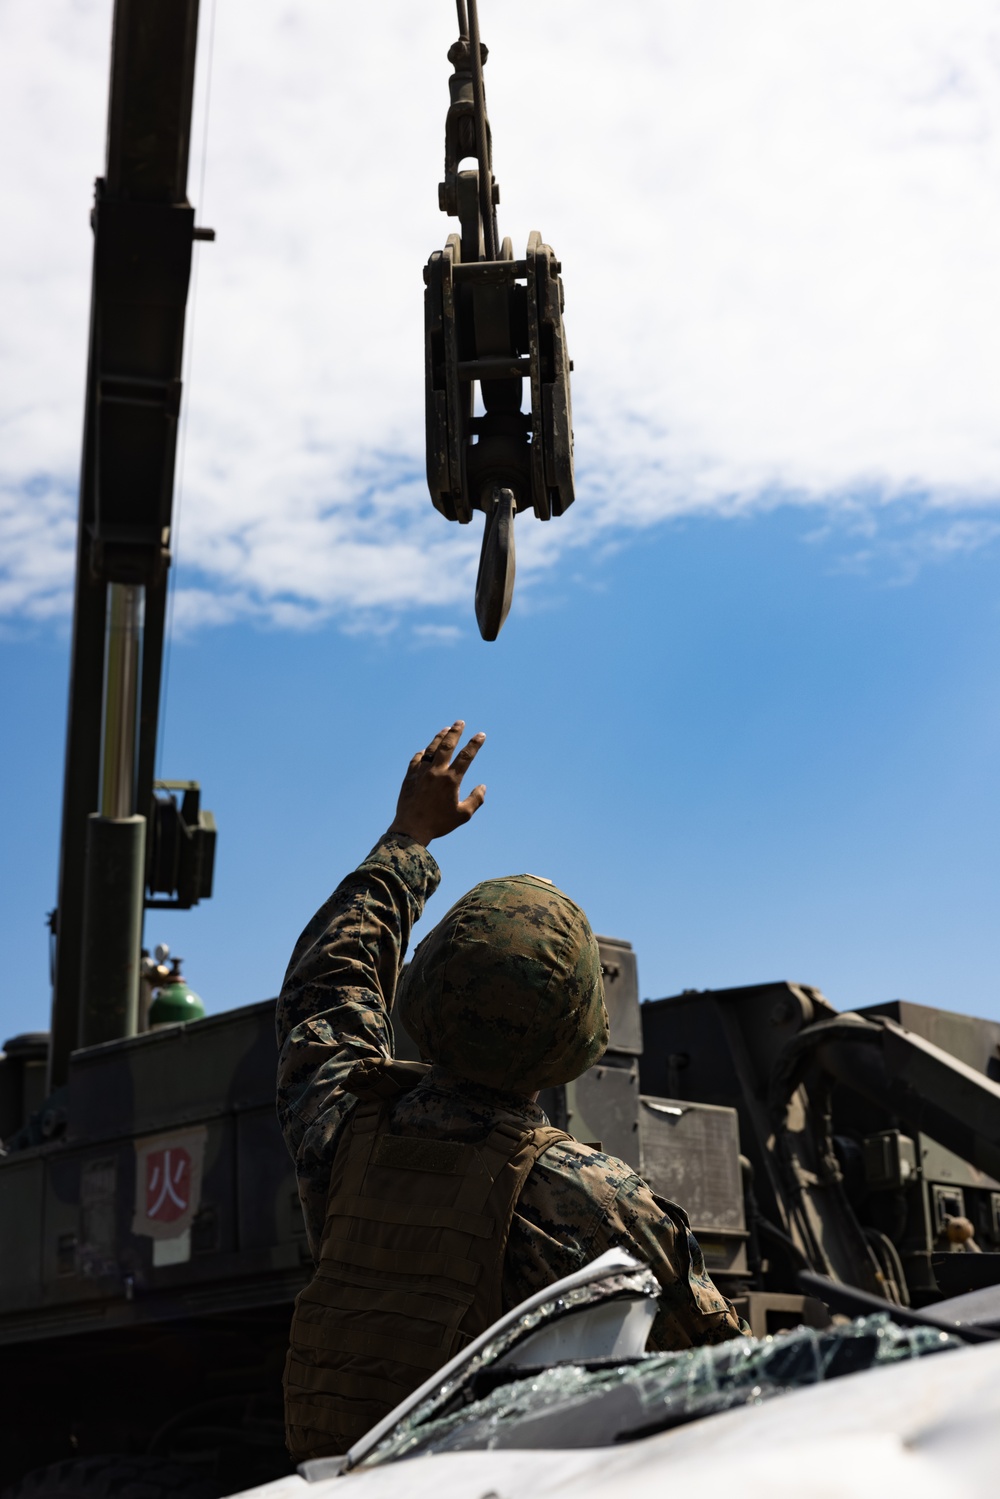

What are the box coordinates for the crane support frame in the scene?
[49,0,204,1089]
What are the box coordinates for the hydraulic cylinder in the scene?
[79,813,146,1047]
[78,583,146,1048]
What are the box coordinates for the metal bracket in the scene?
[146,780,216,910]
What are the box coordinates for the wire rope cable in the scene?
[466,0,497,260]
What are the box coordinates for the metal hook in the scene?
[474,486,516,640]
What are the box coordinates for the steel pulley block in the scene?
[424,233,574,525]
[425,1,575,639]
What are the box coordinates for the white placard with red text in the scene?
[132,1125,207,1241]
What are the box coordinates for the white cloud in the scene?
[3,0,1000,628]
[0,478,77,620]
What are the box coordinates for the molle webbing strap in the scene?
[320,1237,484,1285]
[336,1193,495,1238]
[284,1103,569,1459]
[289,1364,404,1406]
[304,1279,473,1320]
[374,1133,466,1172]
[299,1319,465,1373]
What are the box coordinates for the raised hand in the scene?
[387,720,487,846]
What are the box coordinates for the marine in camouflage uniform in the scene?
[277,722,746,1456]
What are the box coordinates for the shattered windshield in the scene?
[358,1314,958,1466]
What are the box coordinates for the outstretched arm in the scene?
[275,721,486,1255]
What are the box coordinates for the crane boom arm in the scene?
[49,0,204,1089]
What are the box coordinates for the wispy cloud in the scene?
[822,509,1000,585]
[411,623,462,647]
[0,478,77,620]
[4,0,1000,630]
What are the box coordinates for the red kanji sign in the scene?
[145,1146,192,1223]
[132,1126,206,1242]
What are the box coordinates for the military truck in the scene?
[3,2,1000,1496]
[5,945,1000,1495]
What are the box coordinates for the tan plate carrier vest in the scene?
[284,1084,569,1461]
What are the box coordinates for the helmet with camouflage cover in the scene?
[396,873,609,1093]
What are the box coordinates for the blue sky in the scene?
[2,1,1000,1045]
[3,499,999,1047]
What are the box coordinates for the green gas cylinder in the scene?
[148,957,206,1029]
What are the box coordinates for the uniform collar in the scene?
[410,1064,548,1127]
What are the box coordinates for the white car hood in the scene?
[241,1335,1000,1499]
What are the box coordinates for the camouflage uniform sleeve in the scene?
[510,1144,749,1347]
[610,1177,750,1347]
[275,832,441,1255]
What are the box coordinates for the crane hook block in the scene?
[424,14,574,638]
[425,232,574,527]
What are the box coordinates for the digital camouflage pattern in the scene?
[397,872,609,1092]
[276,833,747,1351]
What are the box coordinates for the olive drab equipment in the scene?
[283,1064,570,1459]
[9,1,1000,1491]
[47,0,217,1088]
[425,0,574,640]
